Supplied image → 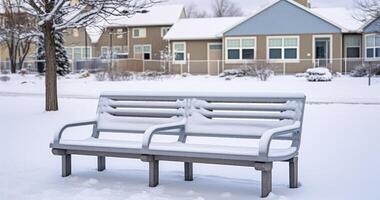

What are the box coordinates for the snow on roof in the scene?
[99,4,184,28]
[311,7,364,32]
[86,26,104,44]
[164,17,246,40]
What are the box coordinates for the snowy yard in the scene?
[0,75,380,199]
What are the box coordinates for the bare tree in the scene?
[0,0,37,74]
[211,0,244,17]
[355,0,380,24]
[19,0,161,111]
[185,3,208,18]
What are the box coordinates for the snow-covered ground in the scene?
[0,74,379,199]
[0,74,379,104]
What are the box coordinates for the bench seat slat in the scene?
[104,107,183,118]
[195,101,297,112]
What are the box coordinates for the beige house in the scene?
[63,5,184,63]
[165,0,366,74]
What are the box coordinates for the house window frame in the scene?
[345,35,361,59]
[116,28,124,39]
[365,33,380,59]
[132,28,146,38]
[267,36,300,63]
[65,46,92,60]
[225,37,256,63]
[172,42,187,64]
[133,44,152,60]
[161,27,170,38]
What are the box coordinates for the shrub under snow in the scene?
[306,68,332,82]
[219,65,273,81]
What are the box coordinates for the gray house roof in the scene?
[224,0,344,36]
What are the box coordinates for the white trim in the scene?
[266,35,300,63]
[207,42,223,75]
[312,34,333,64]
[172,42,187,64]
[225,36,256,63]
[132,28,146,38]
[364,33,380,60]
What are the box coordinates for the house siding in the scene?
[363,17,380,33]
[94,27,128,58]
[223,33,343,73]
[224,0,341,36]
[128,26,170,60]
[169,40,221,74]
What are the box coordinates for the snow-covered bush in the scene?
[306,68,332,82]
[220,64,273,81]
[181,73,191,77]
[79,70,90,79]
[0,76,10,82]
[138,71,168,80]
[254,66,274,81]
[95,72,107,81]
[350,64,380,77]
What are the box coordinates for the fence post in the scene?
[344,58,347,75]
[180,63,183,74]
[187,53,190,74]
[283,61,286,76]
[143,59,145,72]
[217,60,220,75]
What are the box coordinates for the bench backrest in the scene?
[97,92,305,142]
[96,93,186,133]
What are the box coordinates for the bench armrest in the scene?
[258,121,301,160]
[53,118,97,144]
[142,118,187,151]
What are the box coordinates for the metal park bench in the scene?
[50,92,306,198]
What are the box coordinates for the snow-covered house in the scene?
[165,0,366,74]
[63,5,185,62]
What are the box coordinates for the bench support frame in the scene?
[254,162,273,198]
[98,156,106,172]
[62,154,71,177]
[289,156,298,188]
[184,162,193,181]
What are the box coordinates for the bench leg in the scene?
[184,162,193,181]
[255,162,273,198]
[62,154,71,177]
[98,156,106,172]
[149,160,159,187]
[289,157,299,188]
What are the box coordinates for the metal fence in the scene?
[1,58,380,75]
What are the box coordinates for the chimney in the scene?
[294,0,310,8]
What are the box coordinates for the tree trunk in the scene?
[44,21,58,111]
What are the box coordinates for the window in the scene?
[134,45,151,60]
[345,35,361,58]
[173,42,186,63]
[73,28,79,37]
[365,34,380,58]
[161,27,170,37]
[268,36,299,61]
[101,46,125,58]
[65,47,91,60]
[116,28,124,39]
[132,28,146,38]
[226,37,256,61]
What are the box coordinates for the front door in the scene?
[315,38,331,67]
[208,43,222,75]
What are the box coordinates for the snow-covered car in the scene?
[306,67,333,82]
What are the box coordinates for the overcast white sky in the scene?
[163,0,357,15]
